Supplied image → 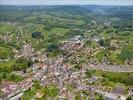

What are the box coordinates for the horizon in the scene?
[1,4,133,6]
[1,0,133,6]
[1,5,133,7]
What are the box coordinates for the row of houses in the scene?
[0,78,32,99]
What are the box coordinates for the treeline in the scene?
[0,57,32,73]
[102,72,133,85]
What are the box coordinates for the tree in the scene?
[126,96,132,100]
[21,95,31,100]
[74,64,81,70]
[14,58,29,71]
[32,32,42,39]
[95,94,103,100]
[0,75,2,82]
[119,44,133,61]
[75,92,81,100]
[106,29,113,34]
[2,72,8,79]
[125,75,133,85]
[47,85,59,97]
[85,70,95,78]
[0,46,13,59]
[10,74,16,81]
[33,80,41,89]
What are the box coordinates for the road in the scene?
[9,93,23,100]
[87,64,133,72]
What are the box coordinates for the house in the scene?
[12,71,24,76]
[110,40,120,49]
[104,94,126,100]
[22,44,33,58]
[88,76,98,83]
[34,92,43,99]
[103,20,111,27]
[0,93,9,100]
[104,93,119,100]
[0,82,15,93]
[91,34,102,42]
[112,85,125,95]
[36,63,48,70]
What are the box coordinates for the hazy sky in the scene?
[1,0,133,5]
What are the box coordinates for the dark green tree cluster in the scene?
[0,57,31,73]
[85,69,96,78]
[45,85,59,97]
[46,43,64,57]
[32,32,42,39]
[0,72,23,82]
[102,72,133,85]
[14,58,30,71]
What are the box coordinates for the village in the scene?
[0,33,133,100]
[0,4,133,99]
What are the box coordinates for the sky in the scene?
[1,0,133,5]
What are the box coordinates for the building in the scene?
[22,44,33,58]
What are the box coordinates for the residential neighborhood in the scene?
[0,4,133,100]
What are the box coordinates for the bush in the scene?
[119,44,133,60]
[0,72,23,82]
[46,85,59,97]
[0,46,13,59]
[46,43,63,57]
[0,60,16,72]
[14,58,29,71]
[32,32,42,39]
[85,70,96,78]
